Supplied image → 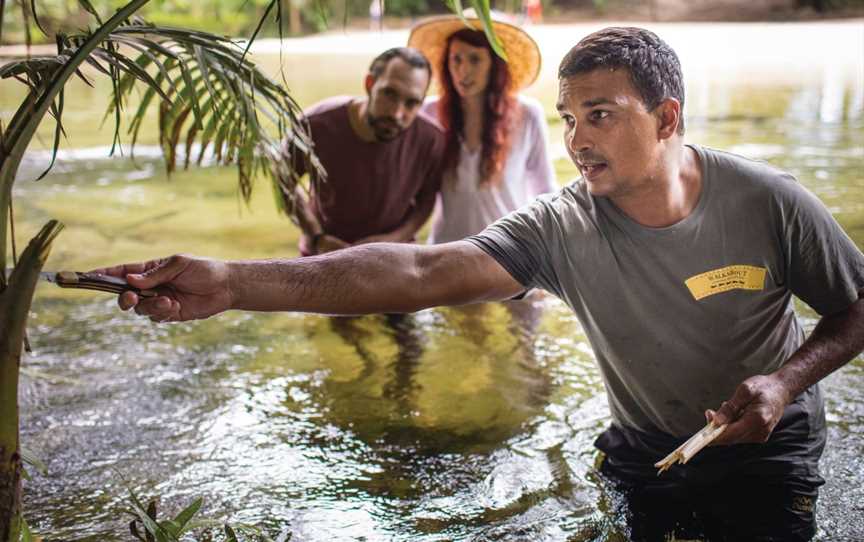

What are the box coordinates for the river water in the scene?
[3,21,863,541]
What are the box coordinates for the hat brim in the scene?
[407,16,541,92]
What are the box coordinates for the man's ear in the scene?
[364,74,375,95]
[656,97,681,140]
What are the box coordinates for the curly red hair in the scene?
[438,29,517,187]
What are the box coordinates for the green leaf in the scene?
[35,89,65,181]
[130,519,147,541]
[147,499,157,520]
[28,0,49,37]
[2,5,326,261]
[19,515,33,542]
[160,519,181,537]
[172,496,203,534]
[242,0,278,61]
[1,0,153,267]
[127,489,173,542]
[470,0,507,61]
[20,446,48,475]
[77,0,104,25]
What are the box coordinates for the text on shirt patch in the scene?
[685,265,767,300]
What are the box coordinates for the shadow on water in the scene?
[6,23,864,542]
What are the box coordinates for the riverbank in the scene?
[1,0,863,52]
[245,20,864,86]
[4,19,862,82]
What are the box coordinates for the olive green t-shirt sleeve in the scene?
[466,194,567,300]
[779,175,864,315]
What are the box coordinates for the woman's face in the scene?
[447,39,492,99]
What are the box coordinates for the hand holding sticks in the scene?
[654,421,727,475]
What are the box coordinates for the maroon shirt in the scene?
[296,96,445,244]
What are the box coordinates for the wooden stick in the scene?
[654,422,727,475]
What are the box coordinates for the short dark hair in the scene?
[369,47,431,79]
[558,27,685,134]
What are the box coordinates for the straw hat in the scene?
[407,12,541,92]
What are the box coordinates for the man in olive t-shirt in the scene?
[285,47,445,256]
[103,27,864,542]
[468,142,857,540]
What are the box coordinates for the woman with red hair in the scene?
[408,16,556,244]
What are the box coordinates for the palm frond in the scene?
[445,0,506,60]
[1,17,324,229]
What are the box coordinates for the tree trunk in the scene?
[0,288,25,542]
[0,449,21,542]
[0,220,64,541]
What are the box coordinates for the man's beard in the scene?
[366,113,404,142]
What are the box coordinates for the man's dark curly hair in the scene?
[369,47,431,80]
[558,27,685,135]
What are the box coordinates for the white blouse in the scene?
[420,95,557,244]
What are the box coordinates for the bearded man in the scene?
[287,47,445,255]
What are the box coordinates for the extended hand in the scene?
[93,254,232,322]
[705,374,792,445]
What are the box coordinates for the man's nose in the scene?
[393,102,409,124]
[567,122,591,154]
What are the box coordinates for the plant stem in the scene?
[0,1,151,538]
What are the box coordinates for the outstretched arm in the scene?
[96,241,524,322]
[710,290,864,444]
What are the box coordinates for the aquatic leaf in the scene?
[146,499,157,521]
[127,489,172,542]
[160,519,181,537]
[172,497,203,534]
[224,524,238,542]
[20,446,47,476]
[130,519,146,541]
[19,515,32,542]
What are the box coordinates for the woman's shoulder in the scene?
[511,95,549,140]
[417,97,444,133]
[420,96,440,114]
[515,95,547,123]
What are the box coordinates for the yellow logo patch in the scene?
[685,265,767,300]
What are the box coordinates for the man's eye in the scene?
[590,110,609,121]
[561,115,575,128]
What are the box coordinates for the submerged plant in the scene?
[127,491,202,542]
